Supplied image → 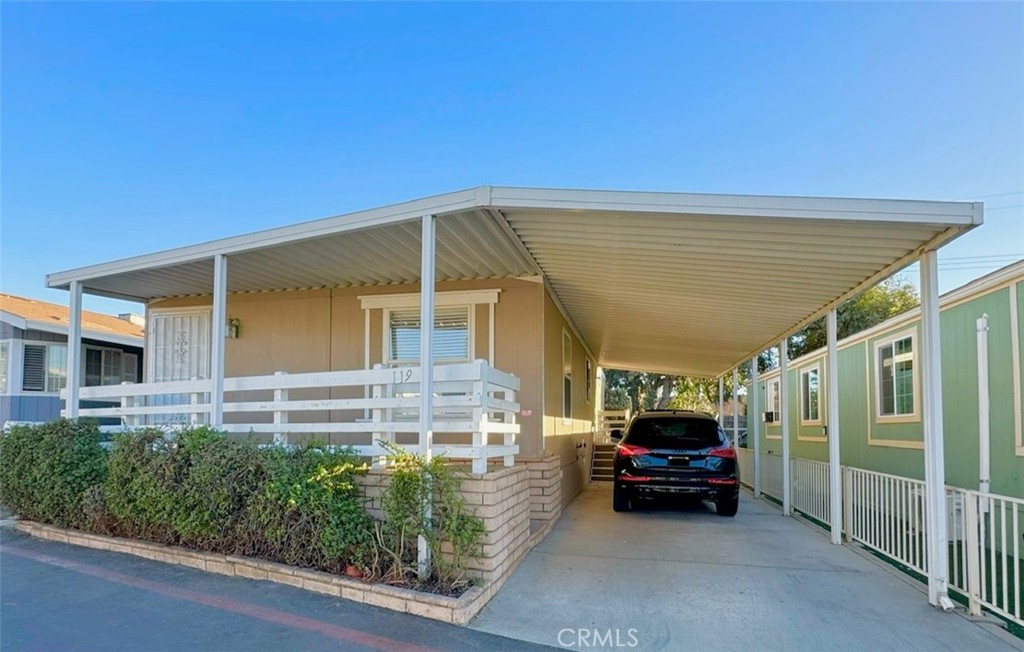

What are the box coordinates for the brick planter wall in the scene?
[521,454,563,527]
[359,464,532,585]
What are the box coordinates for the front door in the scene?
[147,309,211,423]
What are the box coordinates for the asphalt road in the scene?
[0,528,556,652]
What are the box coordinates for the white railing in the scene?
[65,360,520,474]
[598,409,628,444]
[792,457,831,526]
[759,452,784,502]
[737,447,754,487]
[844,466,928,575]
[955,489,1023,626]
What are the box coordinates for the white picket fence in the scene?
[64,359,520,474]
[738,448,1023,628]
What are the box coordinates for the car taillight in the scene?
[708,478,738,485]
[708,446,736,459]
[616,443,651,458]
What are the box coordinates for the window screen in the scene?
[389,307,469,363]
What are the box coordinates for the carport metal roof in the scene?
[47,186,981,377]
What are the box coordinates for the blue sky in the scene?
[2,2,1022,315]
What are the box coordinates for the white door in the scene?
[147,310,211,424]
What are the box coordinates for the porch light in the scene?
[226,318,241,339]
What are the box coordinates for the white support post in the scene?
[920,249,954,610]
[718,376,724,422]
[780,337,791,516]
[827,309,842,544]
[121,381,134,429]
[976,314,991,508]
[372,363,386,467]
[751,355,761,499]
[418,214,436,580]
[210,254,228,429]
[472,375,486,474]
[190,389,201,426]
[731,367,740,449]
[65,280,83,419]
[273,371,288,446]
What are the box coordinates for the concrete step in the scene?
[590,474,614,482]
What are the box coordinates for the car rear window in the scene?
[625,417,723,448]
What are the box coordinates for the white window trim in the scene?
[873,328,920,423]
[382,305,475,367]
[562,328,572,425]
[799,359,823,427]
[0,339,10,395]
[359,289,500,311]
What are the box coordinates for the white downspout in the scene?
[976,314,990,510]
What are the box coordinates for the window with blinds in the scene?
[22,344,67,393]
[388,306,470,364]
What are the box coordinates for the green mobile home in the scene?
[748,260,1024,499]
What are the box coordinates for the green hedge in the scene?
[0,420,484,593]
[0,420,107,529]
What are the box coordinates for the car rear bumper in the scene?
[615,477,739,500]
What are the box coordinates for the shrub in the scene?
[374,443,486,593]
[0,419,107,529]
[1,422,484,593]
[239,443,375,572]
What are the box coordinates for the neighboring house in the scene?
[0,293,144,425]
[749,260,1024,499]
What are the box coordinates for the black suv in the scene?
[611,410,739,516]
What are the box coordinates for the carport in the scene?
[47,186,981,610]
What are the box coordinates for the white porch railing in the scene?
[64,360,520,474]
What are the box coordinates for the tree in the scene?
[787,275,919,358]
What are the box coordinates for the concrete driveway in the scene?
[471,486,1021,651]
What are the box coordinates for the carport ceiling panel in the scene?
[219,214,536,293]
[504,209,949,376]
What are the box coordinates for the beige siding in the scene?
[541,290,596,506]
[148,278,546,455]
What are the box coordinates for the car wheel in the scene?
[716,496,739,517]
[613,486,632,512]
